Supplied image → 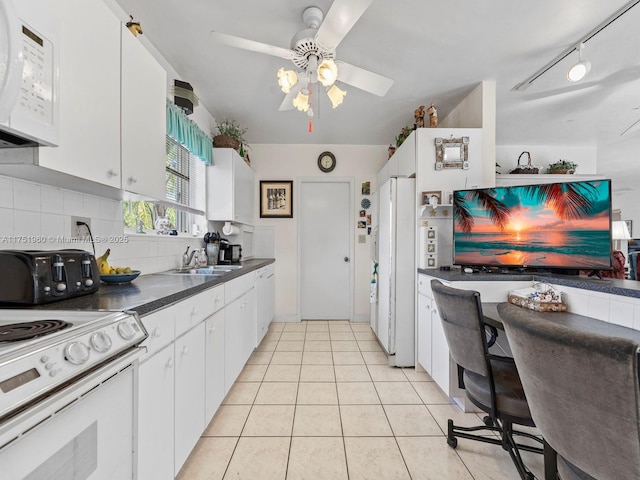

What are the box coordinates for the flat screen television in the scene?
[453,179,612,272]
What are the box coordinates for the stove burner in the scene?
[0,320,71,343]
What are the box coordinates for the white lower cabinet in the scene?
[224,287,256,392]
[138,344,175,480]
[137,265,273,478]
[174,322,206,476]
[417,290,432,375]
[205,310,225,423]
[417,274,452,396]
[256,264,275,345]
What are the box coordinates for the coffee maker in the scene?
[218,239,242,264]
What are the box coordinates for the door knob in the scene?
[344,257,349,262]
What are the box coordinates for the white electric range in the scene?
[0,309,147,480]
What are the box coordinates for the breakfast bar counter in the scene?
[418,267,640,299]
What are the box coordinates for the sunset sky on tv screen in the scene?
[453,180,611,269]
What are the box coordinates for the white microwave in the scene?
[0,0,59,147]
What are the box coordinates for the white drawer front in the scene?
[176,286,224,337]
[139,307,176,360]
[225,273,255,304]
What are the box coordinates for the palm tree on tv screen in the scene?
[453,182,599,234]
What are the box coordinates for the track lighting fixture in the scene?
[567,43,591,83]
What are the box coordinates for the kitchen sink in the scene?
[163,267,228,276]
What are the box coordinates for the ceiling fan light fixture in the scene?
[277,68,298,93]
[327,84,346,108]
[567,43,591,83]
[292,90,310,112]
[317,58,338,87]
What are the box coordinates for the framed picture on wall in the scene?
[422,190,442,206]
[260,181,293,218]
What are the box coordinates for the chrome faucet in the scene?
[182,246,197,268]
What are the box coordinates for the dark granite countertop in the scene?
[418,267,640,299]
[27,259,274,317]
[484,302,640,342]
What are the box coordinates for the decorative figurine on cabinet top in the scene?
[414,105,425,128]
[427,103,437,128]
[126,15,143,37]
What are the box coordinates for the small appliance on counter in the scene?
[204,231,221,265]
[0,249,100,304]
[218,239,242,264]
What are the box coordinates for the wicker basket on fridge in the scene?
[509,151,540,174]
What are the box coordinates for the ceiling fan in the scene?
[210,0,394,113]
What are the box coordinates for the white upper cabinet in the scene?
[37,0,121,188]
[120,25,167,200]
[206,148,255,225]
[35,3,167,199]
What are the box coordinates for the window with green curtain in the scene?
[124,101,210,233]
[166,100,213,166]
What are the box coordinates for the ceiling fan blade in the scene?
[336,61,393,97]
[211,31,294,60]
[315,0,373,51]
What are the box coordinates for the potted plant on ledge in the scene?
[213,118,249,154]
[547,159,578,174]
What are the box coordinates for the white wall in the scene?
[439,81,497,187]
[249,144,388,322]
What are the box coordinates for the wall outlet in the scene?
[71,216,91,240]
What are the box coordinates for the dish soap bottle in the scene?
[198,248,208,267]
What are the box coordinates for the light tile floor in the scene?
[177,321,544,479]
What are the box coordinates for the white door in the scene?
[300,179,352,320]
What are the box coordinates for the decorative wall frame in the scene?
[260,180,293,218]
[435,136,469,170]
[422,190,441,206]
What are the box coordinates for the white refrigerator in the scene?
[374,177,415,367]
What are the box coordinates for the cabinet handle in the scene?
[215,296,221,303]
[153,327,161,337]
[191,307,198,316]
[165,358,174,368]
[108,169,118,177]
[129,176,138,184]
[209,326,216,334]
[181,346,189,355]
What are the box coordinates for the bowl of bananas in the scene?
[100,270,141,284]
[97,248,140,284]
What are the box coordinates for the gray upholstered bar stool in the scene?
[430,280,543,480]
[498,302,640,480]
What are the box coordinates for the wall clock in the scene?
[317,151,336,173]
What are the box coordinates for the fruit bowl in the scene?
[99,271,141,284]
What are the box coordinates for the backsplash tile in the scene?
[0,177,13,208]
[14,180,41,212]
[0,174,202,274]
[41,186,64,214]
